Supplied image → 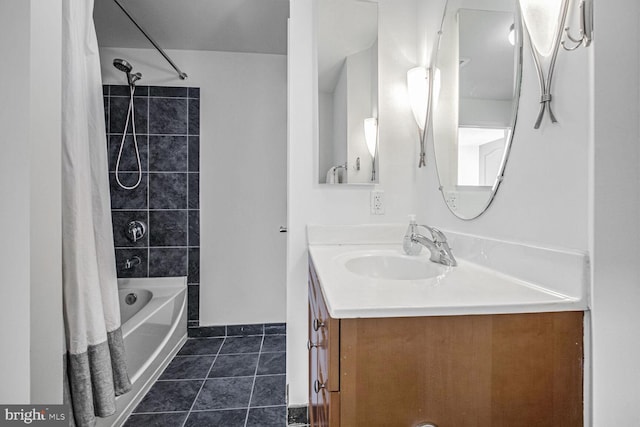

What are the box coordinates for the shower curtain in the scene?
[62,0,131,425]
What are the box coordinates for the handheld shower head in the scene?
[113,58,141,87]
[113,58,133,73]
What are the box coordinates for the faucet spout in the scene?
[408,226,457,267]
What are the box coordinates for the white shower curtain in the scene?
[62,0,131,425]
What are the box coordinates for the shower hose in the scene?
[114,85,142,190]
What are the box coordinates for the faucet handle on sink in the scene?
[419,225,448,243]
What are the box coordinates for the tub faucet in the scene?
[124,256,141,270]
[406,225,457,267]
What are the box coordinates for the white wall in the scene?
[29,0,63,404]
[591,0,640,424]
[0,0,32,404]
[287,0,423,406]
[0,0,63,404]
[100,47,288,326]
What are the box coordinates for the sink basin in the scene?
[344,254,446,280]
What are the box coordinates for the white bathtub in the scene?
[97,277,187,427]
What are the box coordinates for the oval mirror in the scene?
[431,0,523,219]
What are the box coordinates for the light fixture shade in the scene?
[407,67,429,131]
[364,117,378,158]
[519,0,564,57]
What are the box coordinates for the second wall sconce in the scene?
[407,67,431,167]
[519,0,593,129]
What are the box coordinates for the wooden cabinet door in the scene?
[339,312,583,427]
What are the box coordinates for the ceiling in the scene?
[93,0,289,55]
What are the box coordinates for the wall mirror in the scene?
[431,0,522,218]
[317,0,378,184]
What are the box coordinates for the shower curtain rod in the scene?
[112,0,188,80]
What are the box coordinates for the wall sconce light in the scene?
[407,67,431,168]
[364,117,378,181]
[519,0,593,129]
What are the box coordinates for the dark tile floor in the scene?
[124,332,287,427]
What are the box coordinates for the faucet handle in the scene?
[428,227,448,244]
[418,225,448,243]
[126,220,146,243]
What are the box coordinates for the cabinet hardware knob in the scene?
[307,340,319,350]
[312,318,326,331]
[313,379,326,394]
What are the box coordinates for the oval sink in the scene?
[344,255,446,280]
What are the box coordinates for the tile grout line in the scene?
[243,333,266,427]
[171,350,285,358]
[180,335,226,427]
[185,91,190,290]
[109,95,192,100]
[110,171,199,174]
[156,372,285,382]
[132,403,286,416]
[106,133,200,137]
[146,92,151,277]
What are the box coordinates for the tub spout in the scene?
[124,256,142,269]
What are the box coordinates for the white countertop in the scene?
[307,225,589,319]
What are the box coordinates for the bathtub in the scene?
[96,277,187,427]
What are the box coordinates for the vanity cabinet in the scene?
[308,258,583,427]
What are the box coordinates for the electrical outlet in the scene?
[370,190,385,215]
[444,190,458,212]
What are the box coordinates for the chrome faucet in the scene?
[406,225,457,267]
[126,220,146,243]
[124,256,141,270]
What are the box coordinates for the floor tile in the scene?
[123,324,291,426]
[246,406,287,427]
[257,352,286,375]
[177,338,223,356]
[208,353,259,378]
[184,409,247,427]
[133,380,202,413]
[123,412,188,427]
[159,355,214,380]
[219,335,262,354]
[262,335,286,352]
[250,375,286,407]
[192,377,254,410]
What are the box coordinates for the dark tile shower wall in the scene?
[104,85,201,327]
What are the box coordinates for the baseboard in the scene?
[188,322,286,337]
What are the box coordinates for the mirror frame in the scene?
[430,0,524,220]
